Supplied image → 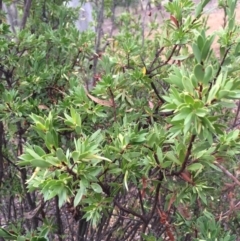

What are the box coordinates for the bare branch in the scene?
[0,122,4,186]
[149,45,178,74]
[233,100,240,127]
[172,135,196,176]
[114,200,146,222]
[214,161,240,186]
[21,0,32,29]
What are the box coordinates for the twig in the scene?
[108,87,116,121]
[137,187,146,215]
[214,161,240,186]
[149,47,164,71]
[208,47,231,91]
[172,135,196,175]
[217,200,240,220]
[233,100,240,127]
[21,0,32,29]
[150,82,165,103]
[149,45,178,73]
[114,200,146,222]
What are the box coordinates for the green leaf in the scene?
[227,130,239,141]
[165,152,181,165]
[31,237,48,241]
[91,183,103,193]
[194,64,204,83]
[34,146,46,156]
[31,159,52,168]
[187,163,203,171]
[184,95,194,105]
[25,147,41,160]
[207,83,220,103]
[195,108,208,117]
[58,188,68,207]
[182,76,194,94]
[184,113,193,135]
[203,65,213,85]
[108,168,122,174]
[0,228,17,240]
[72,151,80,162]
[88,154,112,162]
[74,181,87,207]
[171,108,191,122]
[165,74,184,89]
[56,148,67,162]
[198,191,207,205]
[197,34,204,50]
[202,35,215,61]
[192,43,201,63]
[195,3,203,18]
[202,117,215,132]
[17,236,27,241]
[171,55,189,60]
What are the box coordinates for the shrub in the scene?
[0,0,240,240]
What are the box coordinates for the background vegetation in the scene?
[0,0,240,240]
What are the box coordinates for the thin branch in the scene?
[71,50,82,69]
[108,87,117,121]
[149,47,164,71]
[217,200,240,220]
[55,196,63,241]
[214,47,231,82]
[114,200,146,222]
[208,46,231,91]
[149,45,178,74]
[0,122,4,186]
[149,182,161,220]
[150,82,165,103]
[3,154,21,172]
[172,135,196,175]
[137,187,146,215]
[214,161,240,186]
[21,0,32,29]
[233,100,240,127]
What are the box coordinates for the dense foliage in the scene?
[0,0,240,240]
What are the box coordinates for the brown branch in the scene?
[171,135,196,175]
[3,154,21,171]
[208,47,231,91]
[149,182,161,220]
[108,87,116,122]
[150,82,165,103]
[55,196,63,241]
[214,161,240,186]
[217,200,240,220]
[149,45,178,74]
[233,100,240,127]
[149,47,165,71]
[138,187,146,215]
[114,200,146,222]
[0,122,4,186]
[214,47,231,82]
[21,0,32,29]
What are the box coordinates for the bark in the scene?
[55,196,63,241]
[21,0,32,29]
[0,122,4,187]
